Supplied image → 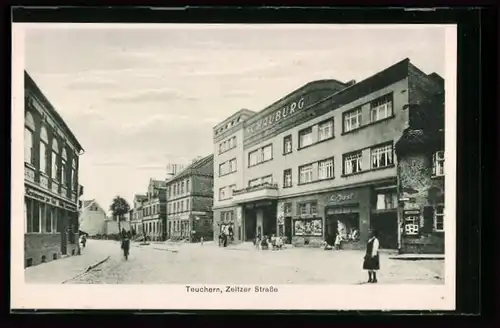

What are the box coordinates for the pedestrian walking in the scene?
[121,228,131,261]
[363,230,380,283]
[200,236,204,246]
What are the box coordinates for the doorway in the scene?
[262,205,277,237]
[245,209,256,241]
[284,217,292,244]
[371,211,398,249]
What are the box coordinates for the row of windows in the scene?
[143,204,161,217]
[343,93,393,133]
[220,210,235,222]
[168,178,190,199]
[280,191,398,217]
[278,94,394,158]
[168,220,191,234]
[168,198,191,214]
[219,158,237,176]
[25,199,61,233]
[285,143,395,187]
[142,221,162,235]
[25,111,78,190]
[219,136,237,154]
[404,205,445,234]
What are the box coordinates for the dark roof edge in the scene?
[25,71,84,152]
[167,153,214,182]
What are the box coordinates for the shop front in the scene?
[243,200,277,241]
[24,184,79,267]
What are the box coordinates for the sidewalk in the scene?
[25,240,113,284]
[390,253,444,260]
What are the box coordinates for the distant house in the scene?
[79,200,108,236]
[166,154,214,242]
[140,179,167,241]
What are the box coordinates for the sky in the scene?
[22,24,446,214]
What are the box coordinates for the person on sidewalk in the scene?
[363,230,380,283]
[334,233,343,250]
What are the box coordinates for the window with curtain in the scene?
[25,111,35,164]
[40,126,49,174]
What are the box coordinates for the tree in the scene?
[110,196,131,236]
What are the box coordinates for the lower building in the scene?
[224,178,398,249]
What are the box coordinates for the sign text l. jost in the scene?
[246,97,306,135]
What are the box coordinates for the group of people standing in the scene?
[254,233,284,251]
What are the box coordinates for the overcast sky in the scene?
[23,24,445,214]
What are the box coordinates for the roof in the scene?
[82,200,95,208]
[150,179,167,188]
[25,71,84,152]
[134,194,147,201]
[168,154,214,182]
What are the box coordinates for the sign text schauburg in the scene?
[246,97,306,134]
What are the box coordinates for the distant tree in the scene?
[110,196,131,236]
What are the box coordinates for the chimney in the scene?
[345,79,356,87]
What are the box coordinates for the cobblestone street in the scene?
[64,240,445,285]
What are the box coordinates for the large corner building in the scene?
[24,71,84,267]
[212,58,444,251]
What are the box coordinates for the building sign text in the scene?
[246,97,306,135]
[329,193,355,203]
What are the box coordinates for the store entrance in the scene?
[284,217,292,244]
[371,211,398,249]
[244,209,256,241]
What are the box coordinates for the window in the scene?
[219,187,227,200]
[229,184,236,197]
[344,108,362,132]
[299,127,313,148]
[376,192,398,210]
[248,144,273,167]
[299,164,313,184]
[173,185,177,196]
[433,151,445,176]
[173,202,177,213]
[71,158,77,190]
[219,136,236,154]
[229,158,237,173]
[248,178,260,187]
[45,207,55,233]
[434,205,444,231]
[262,145,272,161]
[283,135,292,154]
[40,126,49,174]
[25,112,35,164]
[298,202,317,216]
[343,151,362,175]
[318,119,334,141]
[318,158,334,180]
[262,175,273,185]
[404,216,419,235]
[61,148,67,186]
[186,179,190,193]
[168,204,172,214]
[284,203,292,216]
[249,150,260,166]
[186,199,190,211]
[370,94,393,122]
[371,144,394,169]
[180,200,184,212]
[181,181,185,194]
[283,169,292,188]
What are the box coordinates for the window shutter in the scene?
[422,206,434,233]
